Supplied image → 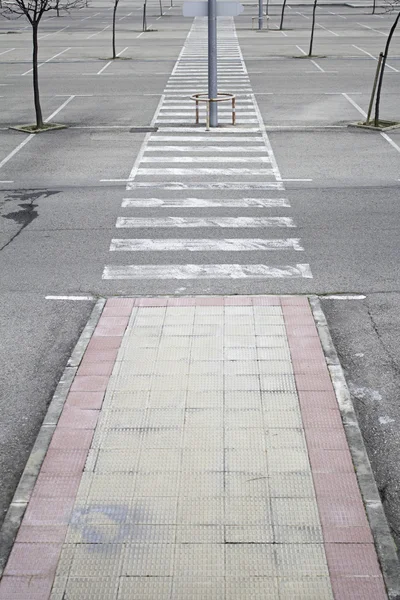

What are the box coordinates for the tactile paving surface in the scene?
[50,303,336,599]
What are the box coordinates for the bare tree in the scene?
[374,6,400,125]
[112,0,120,59]
[1,0,82,130]
[308,0,318,56]
[279,0,287,30]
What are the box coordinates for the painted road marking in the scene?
[87,25,110,39]
[102,17,312,283]
[0,48,16,56]
[116,217,295,228]
[38,26,69,40]
[141,156,271,163]
[145,146,266,153]
[352,44,399,72]
[0,96,75,171]
[110,239,304,251]
[137,167,274,176]
[103,264,313,279]
[126,181,285,190]
[21,47,71,76]
[96,47,129,74]
[121,197,290,208]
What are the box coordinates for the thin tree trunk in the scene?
[279,0,287,30]
[374,10,400,126]
[308,0,318,57]
[372,0,376,14]
[32,22,44,129]
[112,0,118,59]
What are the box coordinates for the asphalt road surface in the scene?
[0,0,400,551]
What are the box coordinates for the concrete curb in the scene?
[0,299,106,577]
[309,295,400,600]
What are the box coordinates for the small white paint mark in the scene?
[379,415,395,425]
[45,295,95,301]
[349,383,382,403]
[282,178,313,182]
[323,295,366,300]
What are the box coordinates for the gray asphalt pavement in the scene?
[1,0,400,554]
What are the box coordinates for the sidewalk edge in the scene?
[0,298,106,577]
[309,295,400,600]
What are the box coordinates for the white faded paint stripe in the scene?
[126,181,284,190]
[121,197,290,208]
[151,136,262,142]
[21,47,71,76]
[110,238,304,251]
[144,146,266,153]
[324,295,366,300]
[137,167,273,175]
[103,263,313,279]
[116,216,295,228]
[46,295,96,301]
[141,156,271,163]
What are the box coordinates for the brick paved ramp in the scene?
[0,297,388,600]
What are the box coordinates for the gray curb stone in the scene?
[310,295,400,600]
[0,298,106,576]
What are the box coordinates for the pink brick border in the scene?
[0,298,131,600]
[283,302,388,600]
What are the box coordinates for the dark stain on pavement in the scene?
[0,189,59,251]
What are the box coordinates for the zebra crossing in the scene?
[102,17,312,286]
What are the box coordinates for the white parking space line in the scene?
[357,22,386,35]
[381,133,400,155]
[342,93,400,155]
[86,25,110,39]
[0,95,75,172]
[39,26,69,40]
[316,23,339,36]
[342,92,367,118]
[352,45,399,72]
[21,47,71,76]
[96,47,129,75]
[46,95,75,121]
[110,238,304,251]
[0,48,16,56]
[103,264,313,279]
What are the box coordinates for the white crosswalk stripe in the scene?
[102,17,312,287]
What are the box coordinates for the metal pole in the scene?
[208,0,218,127]
[258,0,263,30]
